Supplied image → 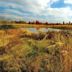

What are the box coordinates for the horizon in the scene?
[0,0,72,23]
[0,20,71,24]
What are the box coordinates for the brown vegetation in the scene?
[0,28,72,72]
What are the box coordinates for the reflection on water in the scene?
[20,28,62,32]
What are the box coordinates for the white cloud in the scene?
[0,0,59,15]
[47,7,72,17]
[0,14,24,21]
[0,0,72,22]
[64,0,72,4]
[40,6,72,22]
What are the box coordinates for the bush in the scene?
[0,25,16,30]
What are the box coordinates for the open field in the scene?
[0,23,72,29]
[0,26,72,72]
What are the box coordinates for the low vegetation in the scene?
[0,24,16,30]
[0,28,72,72]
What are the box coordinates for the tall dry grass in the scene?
[0,29,72,72]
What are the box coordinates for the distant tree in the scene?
[28,21,31,24]
[56,23,59,25]
[32,21,35,24]
[28,21,35,24]
[36,20,40,24]
[69,21,71,24]
[45,22,48,25]
[63,21,65,24]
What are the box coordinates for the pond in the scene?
[20,28,62,32]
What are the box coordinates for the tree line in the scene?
[0,20,72,25]
[14,20,72,25]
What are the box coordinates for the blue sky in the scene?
[0,0,72,23]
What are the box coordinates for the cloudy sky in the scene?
[0,0,72,23]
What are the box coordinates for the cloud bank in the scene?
[0,0,72,23]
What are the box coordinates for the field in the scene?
[0,23,72,29]
[0,24,72,72]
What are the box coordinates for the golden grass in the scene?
[0,23,72,29]
[0,28,72,72]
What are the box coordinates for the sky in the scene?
[0,0,72,23]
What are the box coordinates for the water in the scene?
[20,28,62,32]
